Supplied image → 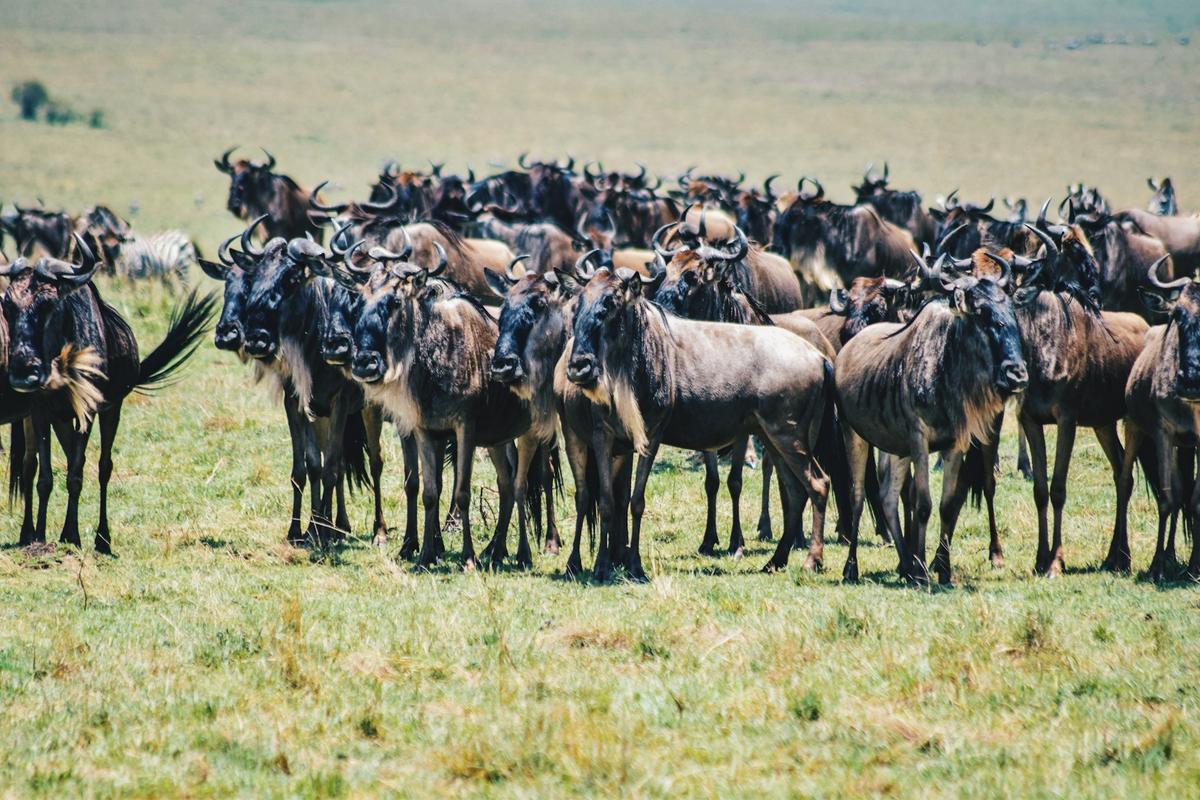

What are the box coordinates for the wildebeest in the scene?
[1147,177,1178,216]
[930,195,1035,259]
[1113,208,1200,278]
[852,163,937,246]
[772,178,915,293]
[214,147,323,242]
[2,235,213,553]
[1108,258,1200,579]
[835,251,1028,584]
[472,205,585,275]
[1,204,73,258]
[563,264,836,580]
[345,238,538,569]
[990,225,1151,576]
[1072,211,1174,313]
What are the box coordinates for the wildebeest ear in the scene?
[553,267,582,294]
[929,207,947,222]
[953,287,970,314]
[198,259,228,281]
[484,268,512,299]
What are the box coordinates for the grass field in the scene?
[2,1,1200,796]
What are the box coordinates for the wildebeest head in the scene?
[0,235,100,392]
[1003,197,1028,224]
[347,234,448,384]
[1147,177,1177,216]
[238,216,327,360]
[1141,257,1200,399]
[567,264,665,389]
[851,162,890,201]
[486,256,573,390]
[828,276,908,343]
[911,249,1027,396]
[651,220,749,317]
[733,175,778,244]
[81,205,131,268]
[198,230,259,352]
[214,146,278,219]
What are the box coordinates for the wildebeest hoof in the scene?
[728,546,744,560]
[1100,553,1130,573]
[564,556,584,578]
[698,543,719,557]
[544,539,561,555]
[757,529,774,542]
[761,559,786,574]
[990,551,1005,568]
[627,565,649,583]
[802,554,823,572]
[842,559,859,583]
[592,563,613,583]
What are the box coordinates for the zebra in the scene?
[114,229,197,287]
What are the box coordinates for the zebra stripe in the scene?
[116,230,196,283]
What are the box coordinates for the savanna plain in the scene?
[2,1,1200,796]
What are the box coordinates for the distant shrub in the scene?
[88,109,105,129]
[11,80,48,120]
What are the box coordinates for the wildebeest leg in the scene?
[627,443,661,582]
[761,440,799,572]
[18,418,38,546]
[512,435,540,570]
[1185,450,1200,580]
[94,405,122,555]
[363,408,387,547]
[931,450,969,585]
[1021,415,1052,575]
[726,435,749,557]
[864,450,892,544]
[414,430,445,568]
[32,412,53,544]
[1016,428,1033,481]
[453,423,479,570]
[542,445,562,554]
[318,403,350,548]
[763,431,829,573]
[564,431,591,578]
[396,434,420,558]
[483,444,516,568]
[698,451,721,556]
[756,451,774,541]
[611,454,632,567]
[877,453,904,551]
[54,419,92,549]
[591,429,618,582]
[1148,427,1178,582]
[334,477,349,540]
[841,429,871,583]
[907,433,933,586]
[1045,417,1078,578]
[980,429,1004,568]
[1103,421,1142,573]
[283,398,307,546]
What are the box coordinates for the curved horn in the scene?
[517,152,532,170]
[936,222,970,256]
[697,208,708,240]
[241,215,268,257]
[977,196,994,214]
[763,174,779,199]
[882,162,889,181]
[697,225,749,263]
[574,248,602,280]
[215,146,237,174]
[810,178,824,201]
[506,254,530,281]
[258,148,276,171]
[426,242,447,276]
[342,240,375,279]
[1024,223,1059,258]
[583,161,599,183]
[370,226,412,261]
[652,221,684,259]
[564,156,575,172]
[1148,177,1158,191]
[981,251,1013,288]
[1037,196,1052,228]
[309,180,349,215]
[945,188,959,209]
[360,179,400,212]
[328,221,356,257]
[863,162,875,182]
[881,277,907,294]
[428,160,443,177]
[1147,254,1186,290]
[217,232,240,266]
[633,162,647,183]
[829,288,848,314]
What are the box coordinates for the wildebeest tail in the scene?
[814,359,853,532]
[962,442,988,510]
[1179,444,1196,543]
[342,411,372,493]
[135,290,217,393]
[583,447,599,552]
[526,445,546,544]
[7,422,23,507]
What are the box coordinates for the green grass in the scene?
[1,1,1200,796]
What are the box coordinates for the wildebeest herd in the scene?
[5,149,1200,586]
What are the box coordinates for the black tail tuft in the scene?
[136,290,217,393]
[962,443,988,510]
[342,411,372,493]
[814,359,853,535]
[7,422,23,508]
[526,444,546,546]
[583,447,599,553]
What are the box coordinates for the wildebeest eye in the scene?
[528,294,546,312]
